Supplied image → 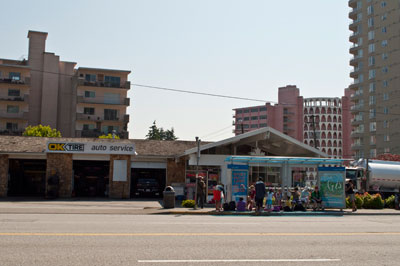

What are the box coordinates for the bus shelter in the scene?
[224,156,347,209]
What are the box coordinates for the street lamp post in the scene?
[194,136,201,209]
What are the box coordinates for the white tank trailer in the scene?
[347,159,400,195]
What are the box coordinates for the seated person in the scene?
[291,187,301,210]
[300,187,310,208]
[311,186,324,211]
[236,197,246,212]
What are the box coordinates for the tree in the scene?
[145,121,178,140]
[23,125,61,137]
[99,133,120,139]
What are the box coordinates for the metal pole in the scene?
[194,137,201,209]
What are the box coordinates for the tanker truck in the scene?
[346,159,400,197]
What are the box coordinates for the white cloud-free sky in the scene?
[1,0,352,141]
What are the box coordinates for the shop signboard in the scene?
[318,167,346,208]
[46,141,136,155]
[232,169,248,202]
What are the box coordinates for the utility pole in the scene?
[194,136,201,210]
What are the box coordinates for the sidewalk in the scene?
[0,198,399,216]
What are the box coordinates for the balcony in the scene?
[0,129,24,136]
[349,32,359,43]
[350,67,360,78]
[0,94,29,103]
[351,118,363,126]
[77,96,130,106]
[350,104,364,113]
[351,130,364,138]
[349,0,357,8]
[349,8,359,19]
[350,55,362,66]
[76,113,128,123]
[0,111,29,120]
[351,143,364,150]
[0,77,30,86]
[349,44,361,54]
[77,79,130,89]
[76,129,129,139]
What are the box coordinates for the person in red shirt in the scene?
[213,185,222,211]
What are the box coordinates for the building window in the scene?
[259,106,267,112]
[382,67,388,73]
[383,120,389,128]
[381,13,387,20]
[8,89,20,97]
[260,123,267,127]
[369,109,376,118]
[367,5,374,15]
[84,91,96,98]
[370,149,377,158]
[6,122,18,131]
[250,108,258,113]
[102,125,119,134]
[383,80,388,87]
[383,93,389,101]
[384,134,390,142]
[383,107,389,114]
[83,107,95,115]
[369,95,376,105]
[384,148,390,153]
[236,110,242,114]
[381,40,388,47]
[368,56,375,66]
[9,72,21,81]
[382,27,387,33]
[105,76,121,87]
[369,69,376,79]
[368,43,375,53]
[7,105,19,113]
[369,82,375,92]
[259,115,267,120]
[368,17,374,27]
[381,1,386,7]
[370,122,377,132]
[370,135,376,145]
[83,124,95,130]
[368,31,374,40]
[243,124,249,129]
[251,116,258,120]
[243,117,249,121]
[85,74,96,82]
[251,124,258,128]
[104,109,118,120]
[382,53,388,60]
[243,109,249,113]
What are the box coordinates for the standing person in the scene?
[255,177,266,213]
[213,185,222,212]
[247,185,255,211]
[346,180,357,212]
[274,188,282,207]
[196,177,206,209]
[265,189,274,211]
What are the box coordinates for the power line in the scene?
[200,125,233,139]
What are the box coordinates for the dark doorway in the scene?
[8,159,46,197]
[131,168,166,198]
[73,160,109,197]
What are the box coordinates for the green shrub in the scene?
[355,194,364,209]
[363,193,384,209]
[181,200,195,208]
[346,197,351,208]
[385,195,395,209]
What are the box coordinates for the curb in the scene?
[159,210,400,216]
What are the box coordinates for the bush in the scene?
[363,193,384,209]
[181,200,195,208]
[346,197,351,208]
[355,194,364,209]
[385,195,395,209]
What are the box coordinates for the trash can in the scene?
[163,186,175,209]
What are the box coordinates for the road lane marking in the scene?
[137,259,341,263]
[0,232,400,236]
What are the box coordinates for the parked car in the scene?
[134,178,162,197]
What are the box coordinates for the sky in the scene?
[0,0,352,141]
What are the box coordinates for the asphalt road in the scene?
[1,214,400,266]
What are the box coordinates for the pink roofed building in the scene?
[233,85,352,159]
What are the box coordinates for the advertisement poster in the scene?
[232,170,248,202]
[318,167,346,208]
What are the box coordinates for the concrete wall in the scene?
[41,53,60,128]
[57,62,76,137]
[46,153,73,198]
[109,155,131,198]
[0,155,8,197]
[27,31,47,125]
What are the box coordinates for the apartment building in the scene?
[0,60,30,135]
[0,31,130,138]
[349,0,400,158]
[233,85,352,158]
